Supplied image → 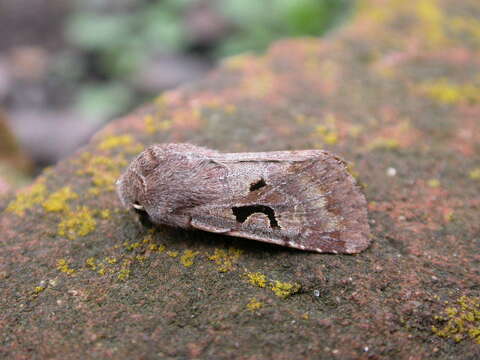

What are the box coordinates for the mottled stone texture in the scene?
[1,0,480,359]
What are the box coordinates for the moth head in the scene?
[116,164,149,214]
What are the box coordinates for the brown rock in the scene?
[1,1,480,359]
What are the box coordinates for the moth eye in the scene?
[249,178,267,191]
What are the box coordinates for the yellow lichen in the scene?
[144,114,157,134]
[124,241,142,251]
[98,135,133,151]
[416,0,448,47]
[58,206,96,240]
[421,79,480,105]
[85,257,97,270]
[432,296,480,344]
[224,104,237,114]
[43,186,78,212]
[427,179,441,188]
[346,163,360,180]
[271,281,301,299]
[167,251,179,258]
[143,113,172,134]
[323,132,339,145]
[246,298,263,311]
[105,257,117,264]
[208,247,243,272]
[6,182,47,216]
[469,168,480,180]
[76,154,128,194]
[100,209,111,219]
[57,259,76,275]
[314,114,339,145]
[117,260,131,281]
[443,210,454,222]
[97,264,107,276]
[33,286,46,294]
[246,272,267,288]
[367,137,400,151]
[242,70,275,98]
[348,125,364,138]
[117,268,130,281]
[180,250,199,267]
[450,16,480,46]
[142,234,153,244]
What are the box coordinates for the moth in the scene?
[116,143,371,254]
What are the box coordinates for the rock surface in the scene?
[1,0,480,359]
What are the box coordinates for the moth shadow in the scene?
[166,226,309,257]
[134,212,311,256]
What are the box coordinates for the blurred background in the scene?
[0,0,353,192]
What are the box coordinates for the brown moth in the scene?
[116,143,371,254]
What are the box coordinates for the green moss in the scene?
[432,295,480,344]
[6,182,47,216]
[246,272,267,288]
[180,250,199,267]
[43,186,78,212]
[58,206,97,240]
[208,247,243,272]
[271,281,301,299]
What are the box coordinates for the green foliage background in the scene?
[61,0,353,120]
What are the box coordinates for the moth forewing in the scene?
[117,144,371,254]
